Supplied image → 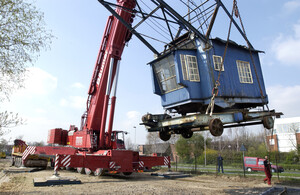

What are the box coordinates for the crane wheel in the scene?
[181,129,193,139]
[209,118,224,136]
[94,168,105,176]
[77,167,85,174]
[85,168,93,175]
[159,131,171,141]
[263,116,274,129]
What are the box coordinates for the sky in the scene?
[3,0,300,145]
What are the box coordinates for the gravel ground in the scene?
[0,158,296,195]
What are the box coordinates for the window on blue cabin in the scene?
[213,55,224,71]
[153,55,181,94]
[180,54,200,82]
[236,60,253,84]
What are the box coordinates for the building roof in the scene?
[142,143,171,154]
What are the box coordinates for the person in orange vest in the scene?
[263,156,272,185]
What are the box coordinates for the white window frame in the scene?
[236,60,253,84]
[180,54,200,82]
[154,55,181,94]
[213,55,224,71]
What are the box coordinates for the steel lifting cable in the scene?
[233,1,269,111]
[206,0,236,116]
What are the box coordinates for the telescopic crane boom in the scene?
[16,0,171,176]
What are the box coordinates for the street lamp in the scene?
[133,126,136,146]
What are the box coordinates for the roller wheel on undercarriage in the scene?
[181,129,193,139]
[262,116,274,129]
[209,118,224,136]
[159,130,171,141]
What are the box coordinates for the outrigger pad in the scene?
[151,172,191,179]
[33,176,81,187]
[3,167,43,173]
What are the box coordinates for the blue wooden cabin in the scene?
[149,36,268,115]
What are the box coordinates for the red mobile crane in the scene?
[17,0,170,176]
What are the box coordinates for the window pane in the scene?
[236,60,253,84]
[154,55,181,93]
[213,55,224,71]
[186,55,200,82]
[180,55,189,80]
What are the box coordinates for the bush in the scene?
[279,164,300,171]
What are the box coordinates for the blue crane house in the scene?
[149,36,268,115]
[141,33,281,141]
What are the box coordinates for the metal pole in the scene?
[204,134,207,167]
[243,151,245,177]
[176,155,178,172]
[133,126,136,148]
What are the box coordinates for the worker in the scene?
[263,156,272,185]
[217,154,224,173]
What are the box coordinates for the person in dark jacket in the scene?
[217,154,224,173]
[263,156,272,185]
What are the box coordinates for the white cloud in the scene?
[35,108,46,114]
[16,67,57,97]
[267,85,300,117]
[121,111,142,130]
[59,96,86,109]
[271,21,300,66]
[283,1,300,14]
[126,111,141,120]
[71,82,84,89]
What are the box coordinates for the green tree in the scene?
[175,136,191,162]
[0,0,52,135]
[175,133,205,164]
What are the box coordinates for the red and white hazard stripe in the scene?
[61,155,71,167]
[54,154,59,172]
[109,161,116,169]
[139,161,144,168]
[164,156,169,166]
[22,146,36,161]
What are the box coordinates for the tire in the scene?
[50,158,55,168]
[77,167,85,174]
[247,167,252,172]
[85,168,93,175]
[11,157,15,166]
[181,129,193,139]
[272,168,276,173]
[94,168,105,176]
[123,172,132,176]
[15,157,21,167]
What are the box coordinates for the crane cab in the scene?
[149,34,268,115]
[110,131,126,150]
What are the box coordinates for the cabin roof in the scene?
[212,37,264,53]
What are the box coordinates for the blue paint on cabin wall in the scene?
[149,38,268,112]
